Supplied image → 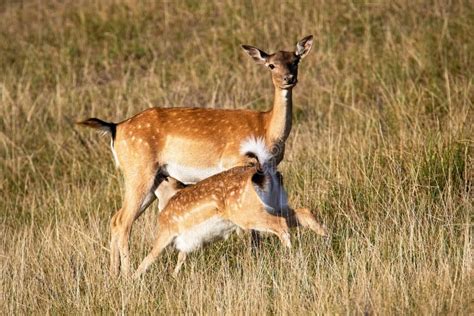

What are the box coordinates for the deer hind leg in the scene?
[288,207,328,237]
[110,166,163,277]
[133,228,175,279]
[110,210,122,277]
[172,251,187,277]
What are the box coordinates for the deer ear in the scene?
[296,35,313,59]
[241,45,269,64]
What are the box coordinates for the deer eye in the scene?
[268,64,275,70]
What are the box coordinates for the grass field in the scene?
[1,0,472,314]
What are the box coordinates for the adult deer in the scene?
[78,35,314,277]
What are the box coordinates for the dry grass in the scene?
[0,0,472,314]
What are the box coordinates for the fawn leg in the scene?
[172,251,187,277]
[133,228,175,279]
[233,210,291,248]
[290,207,328,236]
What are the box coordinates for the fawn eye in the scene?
[268,64,275,69]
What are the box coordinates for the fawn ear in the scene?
[296,35,313,59]
[241,45,269,64]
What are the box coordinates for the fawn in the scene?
[133,138,328,278]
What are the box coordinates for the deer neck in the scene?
[266,88,293,143]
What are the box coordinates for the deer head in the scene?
[241,35,313,90]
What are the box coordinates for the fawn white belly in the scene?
[174,216,236,253]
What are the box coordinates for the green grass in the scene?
[1,0,472,314]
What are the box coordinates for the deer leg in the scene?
[110,167,162,277]
[289,208,328,237]
[133,228,175,279]
[250,231,262,251]
[172,251,187,277]
[111,191,152,277]
[234,210,291,249]
[110,209,123,277]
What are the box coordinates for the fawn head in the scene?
[242,35,313,89]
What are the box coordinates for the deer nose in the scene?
[284,75,296,84]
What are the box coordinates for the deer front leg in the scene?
[233,210,291,249]
[250,230,262,251]
[289,207,328,237]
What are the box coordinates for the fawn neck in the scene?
[267,88,293,143]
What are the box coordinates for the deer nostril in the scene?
[285,75,295,83]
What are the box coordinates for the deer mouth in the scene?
[280,82,297,89]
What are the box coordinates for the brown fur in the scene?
[77,36,314,277]
[133,165,327,279]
